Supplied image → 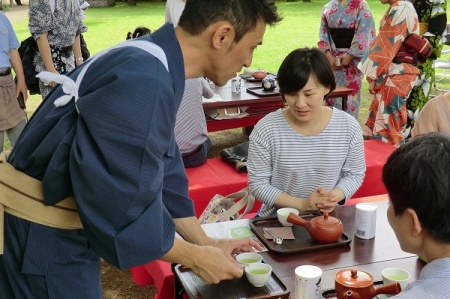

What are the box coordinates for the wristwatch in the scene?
[76,57,84,62]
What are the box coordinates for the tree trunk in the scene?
[128,0,136,5]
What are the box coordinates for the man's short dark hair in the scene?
[277,47,336,96]
[382,132,450,242]
[178,0,282,43]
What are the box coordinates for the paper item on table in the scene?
[202,93,223,103]
[263,227,295,240]
[205,106,249,120]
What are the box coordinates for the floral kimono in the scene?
[405,0,447,138]
[318,0,375,120]
[358,0,420,147]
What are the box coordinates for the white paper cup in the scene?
[382,267,411,291]
[294,265,322,299]
[355,203,377,239]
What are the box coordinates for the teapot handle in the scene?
[286,213,309,227]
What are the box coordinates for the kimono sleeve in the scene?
[29,0,54,39]
[68,48,186,268]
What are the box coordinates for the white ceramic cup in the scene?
[382,267,411,291]
[235,252,263,266]
[294,265,322,299]
[277,207,300,226]
[244,263,272,287]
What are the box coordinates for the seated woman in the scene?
[411,91,450,137]
[247,48,366,217]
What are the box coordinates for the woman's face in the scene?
[283,75,330,123]
[379,0,394,5]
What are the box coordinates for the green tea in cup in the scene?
[235,252,262,265]
[240,258,259,264]
[249,269,269,275]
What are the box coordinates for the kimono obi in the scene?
[330,28,355,48]
[0,151,82,255]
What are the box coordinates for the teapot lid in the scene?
[312,212,342,227]
[335,269,373,288]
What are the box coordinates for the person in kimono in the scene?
[0,1,282,298]
[30,0,86,99]
[318,0,375,121]
[404,0,447,138]
[358,0,420,147]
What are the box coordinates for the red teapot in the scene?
[335,269,401,299]
[286,212,343,243]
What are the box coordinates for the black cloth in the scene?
[329,28,355,48]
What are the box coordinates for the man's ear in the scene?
[405,208,422,236]
[211,23,234,50]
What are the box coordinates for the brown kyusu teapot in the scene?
[286,212,343,243]
[335,269,401,299]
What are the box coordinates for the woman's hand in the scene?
[324,50,338,71]
[307,188,339,213]
[339,53,354,68]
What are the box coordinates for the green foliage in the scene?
[7,0,450,150]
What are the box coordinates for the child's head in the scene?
[126,27,152,40]
[277,48,336,96]
[383,132,450,247]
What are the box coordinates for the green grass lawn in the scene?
[5,0,450,150]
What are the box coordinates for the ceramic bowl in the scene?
[235,252,263,266]
[252,70,267,80]
[244,263,272,287]
[382,267,411,291]
[262,78,277,91]
[277,207,300,226]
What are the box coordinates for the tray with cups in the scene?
[249,212,352,255]
[174,263,290,299]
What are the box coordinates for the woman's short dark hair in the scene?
[277,48,336,96]
[382,132,450,242]
[178,0,282,43]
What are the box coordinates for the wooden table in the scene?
[174,199,425,298]
[203,81,353,132]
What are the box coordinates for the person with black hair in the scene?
[383,132,450,298]
[126,26,152,40]
[0,1,282,297]
[248,48,365,217]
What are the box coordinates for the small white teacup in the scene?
[277,207,300,226]
[235,252,263,266]
[382,267,411,291]
[244,263,272,287]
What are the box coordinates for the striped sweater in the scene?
[248,108,366,217]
